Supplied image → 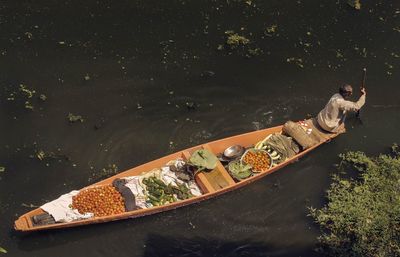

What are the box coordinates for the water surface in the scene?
[1,0,399,256]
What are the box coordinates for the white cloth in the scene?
[119,159,202,208]
[42,159,202,221]
[317,93,366,132]
[41,190,94,222]
[122,176,148,209]
[163,159,202,196]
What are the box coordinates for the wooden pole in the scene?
[356,68,367,118]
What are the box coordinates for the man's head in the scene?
[339,84,353,98]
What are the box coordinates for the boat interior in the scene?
[15,121,338,232]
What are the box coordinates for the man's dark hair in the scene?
[339,84,353,97]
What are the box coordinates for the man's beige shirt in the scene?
[317,93,366,132]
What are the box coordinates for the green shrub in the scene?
[309,146,400,257]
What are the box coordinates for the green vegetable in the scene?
[142,176,193,206]
[228,160,252,181]
[188,149,218,171]
[148,195,159,202]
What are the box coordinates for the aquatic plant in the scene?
[247,47,263,57]
[286,57,304,68]
[19,84,36,98]
[5,84,46,110]
[0,246,7,254]
[67,113,84,123]
[347,0,361,10]
[309,146,400,257]
[33,148,70,162]
[88,164,118,182]
[225,30,250,48]
[219,30,262,57]
[39,94,47,101]
[265,24,278,36]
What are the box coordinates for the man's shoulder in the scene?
[330,93,343,102]
[331,93,342,99]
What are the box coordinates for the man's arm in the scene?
[338,89,366,112]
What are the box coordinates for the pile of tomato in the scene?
[242,150,271,171]
[72,185,125,217]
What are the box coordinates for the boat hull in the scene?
[14,124,340,232]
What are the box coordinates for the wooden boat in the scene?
[14,122,341,232]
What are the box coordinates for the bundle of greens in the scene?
[188,149,218,171]
[228,160,252,181]
[142,177,193,206]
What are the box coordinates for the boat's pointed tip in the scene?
[14,216,30,232]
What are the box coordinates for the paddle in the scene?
[356,68,367,118]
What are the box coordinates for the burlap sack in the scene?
[282,121,319,149]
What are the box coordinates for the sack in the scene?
[283,121,319,149]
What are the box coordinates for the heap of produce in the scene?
[142,176,193,206]
[254,135,282,163]
[254,133,300,165]
[72,185,125,217]
[241,149,271,172]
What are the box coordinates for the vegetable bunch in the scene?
[228,160,252,180]
[142,176,193,207]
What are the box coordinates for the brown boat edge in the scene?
[14,124,341,232]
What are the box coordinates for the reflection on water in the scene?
[144,234,270,257]
[1,0,400,256]
[143,234,323,257]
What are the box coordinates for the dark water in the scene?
[1,0,399,256]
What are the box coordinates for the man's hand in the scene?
[361,87,366,95]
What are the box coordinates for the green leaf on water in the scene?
[0,247,7,254]
[347,0,361,10]
[39,94,47,101]
[67,113,84,123]
[0,167,5,172]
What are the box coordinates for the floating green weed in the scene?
[4,84,46,110]
[88,164,118,182]
[39,94,47,101]
[347,0,361,10]
[219,30,262,57]
[0,247,7,254]
[67,113,84,123]
[225,30,250,48]
[265,24,278,35]
[19,84,35,98]
[286,57,304,68]
[309,146,400,257]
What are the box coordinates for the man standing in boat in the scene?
[317,84,366,133]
